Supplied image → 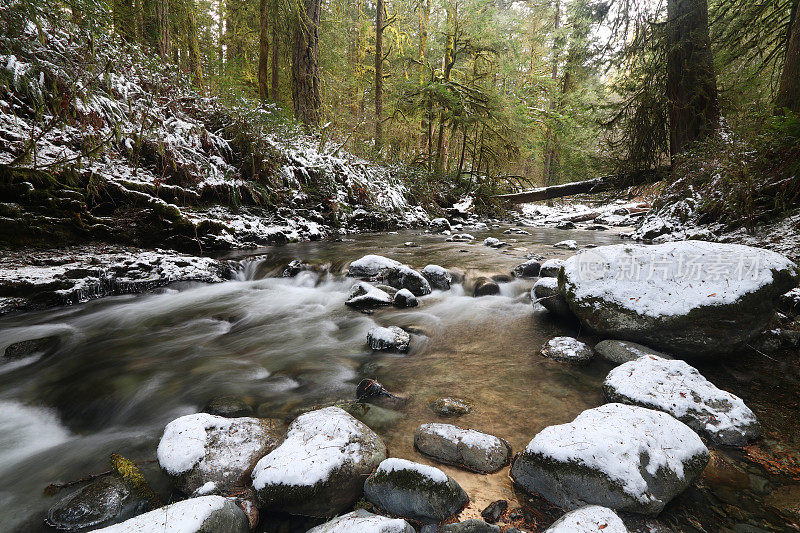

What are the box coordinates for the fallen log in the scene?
[495,168,668,204]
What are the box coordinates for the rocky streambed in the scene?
[1,223,800,532]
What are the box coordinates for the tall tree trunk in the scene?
[775,2,800,114]
[271,7,280,100]
[292,0,322,127]
[375,0,384,153]
[435,1,455,174]
[258,0,271,101]
[541,0,560,188]
[419,0,430,157]
[186,0,204,88]
[666,0,719,157]
[217,0,224,75]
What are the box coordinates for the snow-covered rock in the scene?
[393,288,418,308]
[510,403,709,515]
[422,264,452,290]
[539,259,565,278]
[414,423,511,473]
[512,259,541,278]
[532,278,571,318]
[252,407,386,517]
[367,326,411,352]
[540,337,594,364]
[346,282,394,309]
[635,217,673,240]
[307,509,414,533]
[604,355,761,445]
[364,458,469,523]
[544,506,628,533]
[430,218,452,232]
[347,255,402,278]
[555,221,576,230]
[157,413,281,495]
[431,397,471,417]
[450,233,475,242]
[554,240,578,250]
[561,241,799,356]
[594,340,671,365]
[92,496,248,533]
[384,265,432,296]
[482,237,507,248]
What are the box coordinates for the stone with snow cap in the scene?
[544,506,628,533]
[532,278,572,318]
[307,509,415,533]
[539,259,565,278]
[562,241,799,356]
[252,407,385,516]
[385,265,432,296]
[510,403,708,515]
[553,240,578,250]
[540,337,594,364]
[157,413,282,495]
[512,259,541,278]
[430,218,452,232]
[482,237,507,248]
[368,326,411,352]
[364,458,469,524]
[422,264,452,290]
[92,495,248,533]
[604,355,761,445]
[394,288,419,308]
[348,255,402,278]
[594,339,671,365]
[414,423,511,473]
[346,282,394,309]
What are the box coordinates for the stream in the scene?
[1,226,799,532]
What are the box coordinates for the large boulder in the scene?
[414,423,511,473]
[544,506,628,533]
[385,265,432,296]
[92,496,248,533]
[157,413,282,495]
[348,255,402,278]
[46,476,144,531]
[422,264,452,290]
[510,403,708,515]
[532,278,572,318]
[594,340,670,365]
[603,355,761,446]
[561,241,799,356]
[364,458,469,524]
[252,407,386,517]
[540,337,594,364]
[307,509,415,533]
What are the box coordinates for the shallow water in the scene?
[1,226,799,532]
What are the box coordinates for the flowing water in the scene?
[1,227,799,532]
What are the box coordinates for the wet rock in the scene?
[422,264,452,290]
[282,260,311,277]
[405,241,420,247]
[604,355,761,445]
[252,407,387,517]
[512,260,541,278]
[364,458,469,524]
[450,233,475,242]
[348,255,402,278]
[553,240,578,250]
[3,335,59,359]
[765,485,800,521]
[414,423,511,473]
[431,397,471,417]
[346,282,393,309]
[202,396,254,418]
[385,265,433,296]
[555,221,576,229]
[440,519,500,532]
[491,273,513,283]
[482,237,507,248]
[585,224,610,231]
[510,403,709,515]
[376,284,400,297]
[532,278,571,318]
[46,476,143,531]
[778,288,800,316]
[480,500,507,523]
[473,277,500,297]
[307,509,414,532]
[394,288,419,308]
[561,242,799,356]
[540,337,594,364]
[594,340,671,365]
[342,401,403,430]
[430,218,452,232]
[157,413,282,495]
[544,506,628,533]
[356,378,396,401]
[367,326,411,352]
[92,495,248,532]
[539,259,564,278]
